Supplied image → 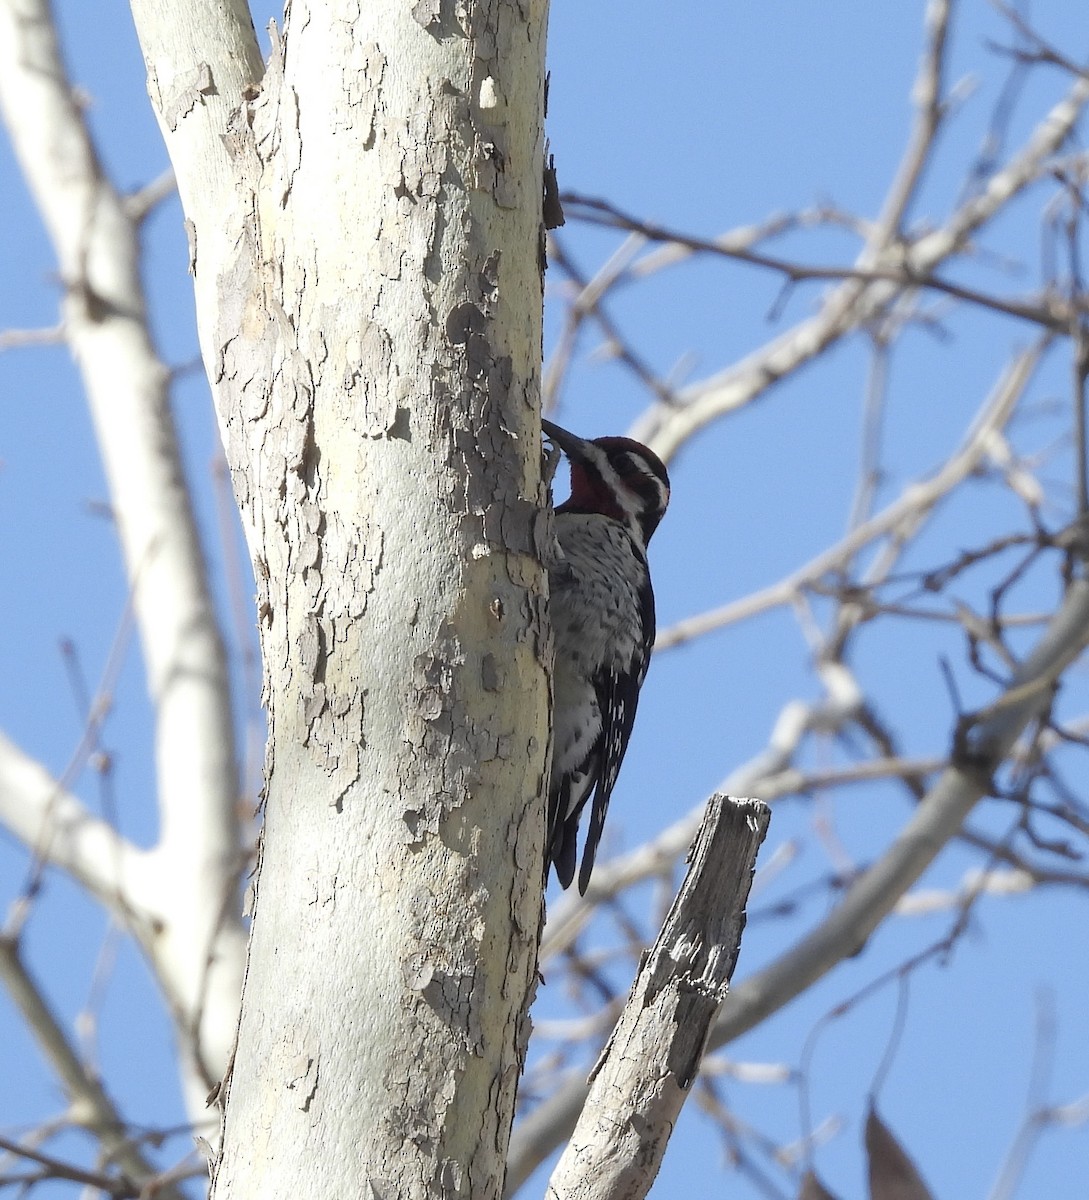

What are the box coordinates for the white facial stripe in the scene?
[620,455,669,516]
[573,442,668,540]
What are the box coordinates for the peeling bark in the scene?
[129,0,551,1195]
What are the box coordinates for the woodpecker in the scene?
[542,418,670,894]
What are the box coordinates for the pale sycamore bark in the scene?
[128,1,551,1197]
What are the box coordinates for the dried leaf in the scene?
[798,1168,841,1200]
[865,1104,935,1200]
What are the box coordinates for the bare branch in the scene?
[0,731,143,911]
[123,165,177,222]
[0,323,65,349]
[871,0,952,243]
[563,194,1068,333]
[542,797,770,1200]
[547,234,678,408]
[0,1134,134,1197]
[127,0,263,247]
[0,0,246,1106]
[657,343,1044,649]
[508,571,1089,1187]
[630,73,1089,460]
[989,2,1089,84]
[710,569,1089,1042]
[0,936,190,1200]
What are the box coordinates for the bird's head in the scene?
[542,418,670,546]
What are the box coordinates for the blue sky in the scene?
[3,2,1088,1197]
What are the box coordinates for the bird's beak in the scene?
[541,418,591,463]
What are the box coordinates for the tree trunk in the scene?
[129,2,551,1196]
